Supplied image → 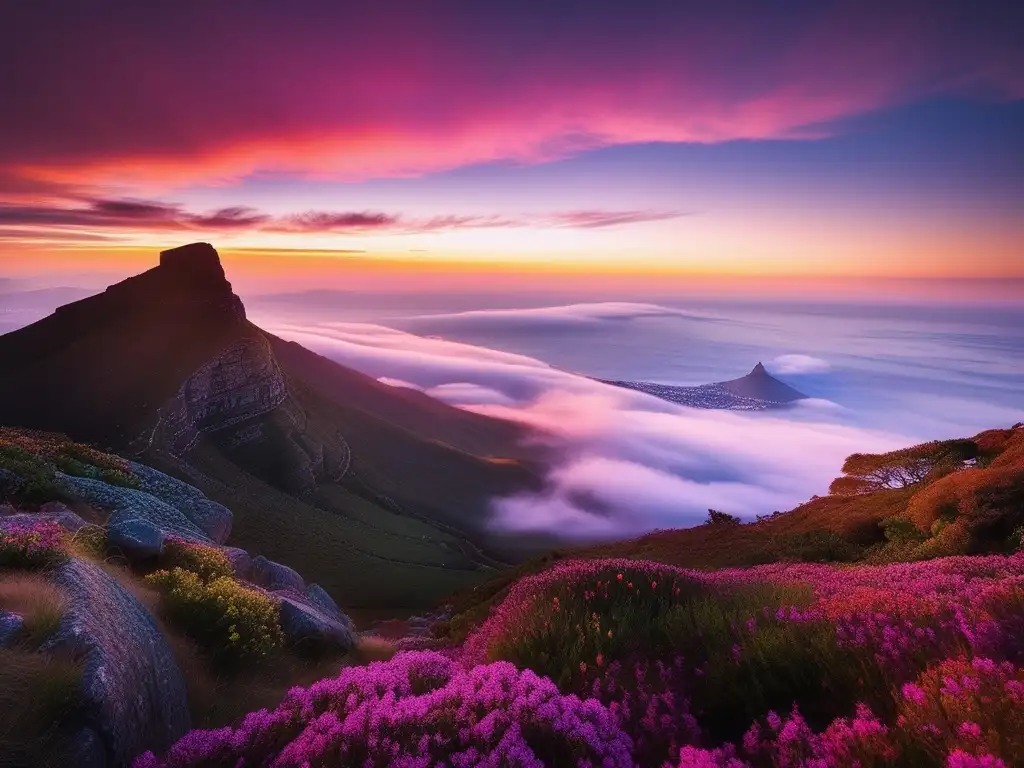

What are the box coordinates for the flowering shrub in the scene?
[145,567,282,665]
[897,657,1024,764]
[462,554,1024,765]
[160,537,234,581]
[0,427,140,503]
[134,650,634,768]
[0,520,67,569]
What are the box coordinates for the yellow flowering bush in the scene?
[161,538,234,581]
[146,567,282,665]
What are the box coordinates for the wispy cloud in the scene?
[0,198,684,242]
[2,3,1019,189]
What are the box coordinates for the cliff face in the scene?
[148,334,289,455]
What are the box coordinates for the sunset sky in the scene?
[1,1,1021,296]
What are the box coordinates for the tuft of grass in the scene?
[0,574,66,649]
[349,635,397,664]
[0,648,83,768]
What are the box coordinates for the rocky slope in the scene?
[0,432,360,767]
[0,244,544,607]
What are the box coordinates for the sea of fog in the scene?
[2,282,1022,540]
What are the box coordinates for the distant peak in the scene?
[159,242,225,280]
[751,362,767,375]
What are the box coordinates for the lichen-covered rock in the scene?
[0,610,24,647]
[223,546,253,580]
[278,595,357,653]
[126,462,232,544]
[58,474,210,543]
[305,583,345,622]
[251,555,305,593]
[107,518,165,561]
[43,558,190,766]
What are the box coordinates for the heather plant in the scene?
[135,651,634,768]
[0,519,67,569]
[146,567,282,665]
[0,427,140,502]
[161,537,234,581]
[897,657,1024,765]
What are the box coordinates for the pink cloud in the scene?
[0,3,1020,192]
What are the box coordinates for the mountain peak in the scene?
[751,362,767,375]
[158,242,225,281]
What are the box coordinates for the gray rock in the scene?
[108,518,165,560]
[44,558,190,765]
[0,611,24,647]
[305,583,343,621]
[39,501,90,532]
[0,467,25,496]
[252,555,305,593]
[278,596,357,653]
[127,462,233,544]
[223,546,253,580]
[58,473,211,543]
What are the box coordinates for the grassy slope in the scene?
[445,426,1024,637]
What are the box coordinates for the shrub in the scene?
[897,657,1024,765]
[773,530,861,562]
[145,567,282,665]
[0,520,67,569]
[161,538,234,581]
[707,509,742,526]
[134,651,634,768]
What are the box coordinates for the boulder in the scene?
[127,462,232,544]
[251,555,305,593]
[58,473,210,543]
[39,501,90,532]
[278,596,357,654]
[0,611,24,647]
[107,518,165,561]
[305,583,344,621]
[43,558,190,765]
[223,546,253,580]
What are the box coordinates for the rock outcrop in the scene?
[148,334,289,457]
[44,559,191,767]
[127,462,232,543]
[58,474,212,544]
[278,595,358,653]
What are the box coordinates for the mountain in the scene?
[599,361,808,410]
[0,243,545,608]
[717,361,808,403]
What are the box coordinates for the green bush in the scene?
[772,529,861,562]
[161,538,234,581]
[146,567,282,665]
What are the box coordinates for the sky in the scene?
[0,1,1022,297]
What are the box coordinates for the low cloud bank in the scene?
[768,354,831,375]
[266,316,907,541]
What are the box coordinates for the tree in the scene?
[706,509,741,526]
[829,440,979,496]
